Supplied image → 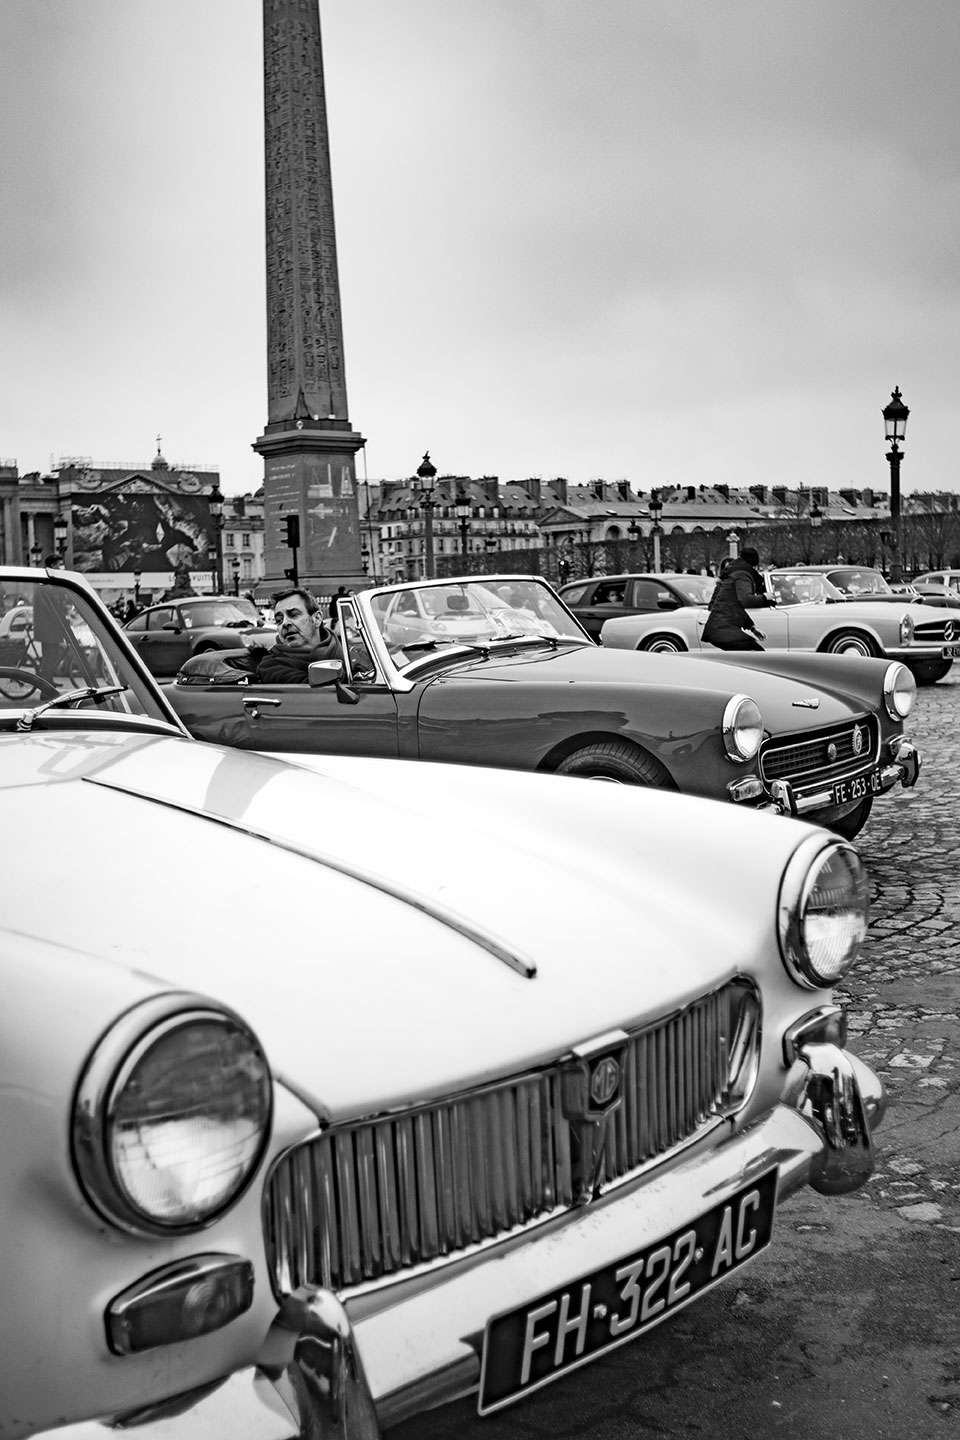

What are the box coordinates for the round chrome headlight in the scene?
[778,837,869,989]
[899,612,914,645]
[73,996,272,1235]
[722,694,763,762]
[882,661,916,720]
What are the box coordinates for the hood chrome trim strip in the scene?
[83,774,537,979]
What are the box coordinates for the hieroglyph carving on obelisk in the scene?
[255,0,364,585]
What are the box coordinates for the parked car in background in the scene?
[556,572,716,640]
[123,595,274,676]
[0,564,887,1438]
[778,563,960,610]
[912,569,960,603]
[789,564,909,601]
[602,567,957,686]
[168,574,920,839]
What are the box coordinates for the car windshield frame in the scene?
[348,575,591,684]
[767,571,847,606]
[0,571,186,731]
[823,568,894,597]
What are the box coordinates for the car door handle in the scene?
[242,697,282,719]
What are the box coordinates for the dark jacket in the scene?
[703,558,771,636]
[250,628,343,684]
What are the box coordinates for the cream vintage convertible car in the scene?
[1,566,883,1438]
[600,567,957,685]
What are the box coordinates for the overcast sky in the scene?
[2,0,959,498]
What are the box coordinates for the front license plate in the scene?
[828,766,885,807]
[942,645,960,659]
[478,1168,778,1415]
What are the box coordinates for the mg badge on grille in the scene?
[852,724,864,755]
[561,1032,628,1205]
[590,1055,621,1108]
[827,742,838,763]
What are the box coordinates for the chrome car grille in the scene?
[912,615,957,644]
[264,981,758,1295]
[760,715,879,785]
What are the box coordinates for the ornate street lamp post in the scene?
[53,512,69,561]
[208,484,224,594]
[454,489,471,557]
[882,386,909,585]
[809,502,822,563]
[627,520,641,569]
[648,490,663,572]
[879,529,892,577]
[415,453,438,579]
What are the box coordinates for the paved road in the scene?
[389,670,960,1440]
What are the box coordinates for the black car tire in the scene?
[555,740,675,788]
[907,659,952,686]
[827,795,873,840]
[821,630,878,659]
[638,634,687,653]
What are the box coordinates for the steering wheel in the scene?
[0,667,59,701]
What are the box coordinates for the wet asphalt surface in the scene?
[389,669,960,1440]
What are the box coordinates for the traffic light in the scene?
[282,514,300,549]
[284,566,297,581]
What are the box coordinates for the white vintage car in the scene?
[1,567,884,1438]
[600,567,958,685]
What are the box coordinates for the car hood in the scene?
[0,732,812,1120]
[428,642,874,722]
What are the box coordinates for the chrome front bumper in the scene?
[763,738,921,819]
[32,1049,883,1440]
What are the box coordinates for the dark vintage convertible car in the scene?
[167,575,921,840]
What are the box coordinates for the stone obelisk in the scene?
[254,0,365,590]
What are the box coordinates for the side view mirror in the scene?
[162,622,182,632]
[656,599,680,610]
[308,659,345,687]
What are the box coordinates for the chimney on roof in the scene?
[749,484,767,503]
[617,480,631,502]
[716,484,729,500]
[686,486,696,501]
[592,480,604,500]
[772,486,788,505]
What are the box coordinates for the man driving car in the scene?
[248,588,344,683]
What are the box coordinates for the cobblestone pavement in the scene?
[843,666,960,1234]
[389,669,960,1440]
